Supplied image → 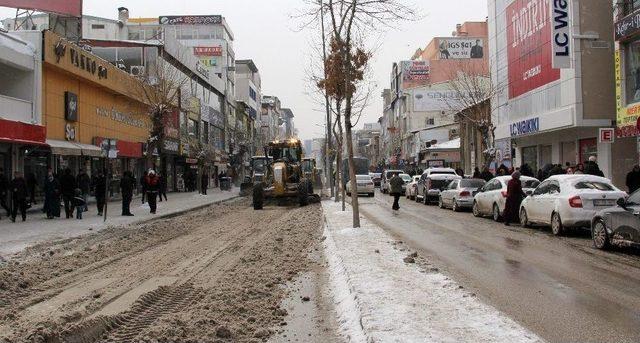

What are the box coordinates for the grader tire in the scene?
[253,183,264,210]
[298,182,309,207]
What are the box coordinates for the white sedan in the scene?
[405,175,421,200]
[472,176,540,221]
[346,174,375,197]
[519,175,627,235]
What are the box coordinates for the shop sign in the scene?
[427,159,445,168]
[164,126,179,139]
[195,61,210,79]
[186,158,198,164]
[181,143,190,155]
[615,9,640,41]
[599,128,615,143]
[159,15,222,25]
[65,123,76,141]
[96,107,147,129]
[551,0,571,69]
[54,38,108,79]
[401,60,430,89]
[65,91,78,121]
[506,0,560,99]
[510,117,540,137]
[193,46,222,56]
[162,139,180,153]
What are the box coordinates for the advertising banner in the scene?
[412,89,467,112]
[551,0,571,68]
[401,60,430,89]
[438,38,484,59]
[0,0,82,17]
[615,9,640,41]
[194,46,222,56]
[159,15,222,25]
[506,0,560,99]
[615,46,640,137]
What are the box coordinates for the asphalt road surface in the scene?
[357,190,640,343]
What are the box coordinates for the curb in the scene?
[127,194,242,225]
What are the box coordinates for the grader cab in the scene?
[252,139,317,210]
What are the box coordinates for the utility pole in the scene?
[320,0,334,198]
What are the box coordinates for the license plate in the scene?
[593,199,615,207]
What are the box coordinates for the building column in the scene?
[597,141,612,180]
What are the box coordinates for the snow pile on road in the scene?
[322,200,544,343]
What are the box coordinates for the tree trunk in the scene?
[344,100,360,228]
[336,116,346,211]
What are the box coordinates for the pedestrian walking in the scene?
[574,163,584,174]
[72,188,85,219]
[480,167,494,182]
[584,156,604,177]
[201,171,209,195]
[0,168,9,219]
[472,167,481,179]
[9,171,28,222]
[43,168,61,219]
[520,163,534,178]
[455,168,465,178]
[626,165,640,194]
[120,171,135,216]
[140,171,147,204]
[26,171,37,205]
[158,173,168,201]
[92,172,107,216]
[59,168,76,219]
[389,173,404,211]
[145,170,160,214]
[77,169,91,212]
[503,171,526,226]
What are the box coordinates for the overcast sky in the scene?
[0,0,488,140]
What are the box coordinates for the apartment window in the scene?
[91,24,105,29]
[425,117,435,126]
[202,121,209,144]
[249,87,257,101]
[188,118,199,138]
[625,39,640,105]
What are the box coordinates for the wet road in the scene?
[357,191,640,343]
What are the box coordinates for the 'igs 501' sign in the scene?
[551,0,571,69]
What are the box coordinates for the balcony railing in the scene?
[0,94,32,122]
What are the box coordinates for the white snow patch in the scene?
[321,200,545,343]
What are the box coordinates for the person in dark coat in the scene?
[497,164,509,176]
[584,156,604,177]
[520,163,534,178]
[472,167,481,179]
[140,171,148,204]
[9,171,28,222]
[201,172,209,195]
[503,171,526,226]
[389,173,404,211]
[158,173,168,201]
[77,169,91,212]
[455,168,465,178]
[120,171,136,216]
[626,165,640,194]
[480,167,494,182]
[43,168,61,219]
[92,172,107,216]
[145,170,160,214]
[59,168,76,219]
[0,168,9,219]
[72,188,85,219]
[26,171,37,205]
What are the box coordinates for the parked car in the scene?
[381,170,403,194]
[416,172,462,205]
[346,174,375,197]
[399,173,412,194]
[472,175,540,221]
[369,172,382,187]
[405,175,421,200]
[519,175,626,235]
[439,178,486,211]
[591,190,640,250]
[422,167,458,177]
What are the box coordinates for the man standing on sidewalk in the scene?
[93,172,107,216]
[140,170,147,204]
[43,169,61,219]
[389,173,404,211]
[10,171,28,222]
[144,170,160,214]
[201,171,209,195]
[77,169,91,212]
[120,171,135,216]
[0,168,9,219]
[60,168,76,219]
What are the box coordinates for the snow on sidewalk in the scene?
[321,200,544,343]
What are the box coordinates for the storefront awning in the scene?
[0,119,46,145]
[46,139,103,157]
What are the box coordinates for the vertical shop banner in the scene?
[506,0,560,99]
[551,0,572,68]
[401,60,430,89]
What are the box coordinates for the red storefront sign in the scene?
[506,0,560,99]
[0,118,47,145]
[95,137,143,158]
[193,46,222,56]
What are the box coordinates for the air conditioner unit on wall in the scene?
[130,66,145,77]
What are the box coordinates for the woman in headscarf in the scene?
[43,168,61,219]
[503,171,526,226]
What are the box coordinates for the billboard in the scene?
[0,0,82,17]
[401,60,430,89]
[438,38,484,59]
[413,89,464,112]
[506,0,560,99]
[159,15,222,25]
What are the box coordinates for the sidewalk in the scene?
[0,188,239,256]
[321,200,544,342]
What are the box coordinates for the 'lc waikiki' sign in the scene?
[510,117,540,137]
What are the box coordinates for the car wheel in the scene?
[592,219,610,250]
[551,212,564,236]
[438,197,445,208]
[520,208,529,228]
[492,203,502,222]
[452,199,460,212]
[472,201,481,217]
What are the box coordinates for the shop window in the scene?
[92,47,117,64]
[128,28,141,40]
[625,39,640,105]
[521,146,538,173]
[117,47,143,70]
[579,138,597,164]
